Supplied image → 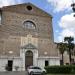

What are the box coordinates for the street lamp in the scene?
[71,3,75,12]
[71,2,75,16]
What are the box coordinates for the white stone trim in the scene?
[0,56,21,59]
[20,48,38,70]
[0,56,22,71]
[37,56,60,69]
[38,56,60,59]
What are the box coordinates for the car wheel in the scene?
[29,72,33,75]
[27,72,30,75]
[42,71,46,75]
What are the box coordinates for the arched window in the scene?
[23,21,36,29]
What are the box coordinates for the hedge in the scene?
[45,65,75,74]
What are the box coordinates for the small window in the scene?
[26,5,32,11]
[45,60,49,66]
[7,60,13,71]
[23,21,36,29]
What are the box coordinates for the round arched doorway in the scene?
[25,50,33,69]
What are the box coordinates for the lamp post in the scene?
[71,2,75,16]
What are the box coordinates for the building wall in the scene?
[0,57,22,71]
[0,58,7,71]
[0,3,60,71]
[37,57,60,68]
[0,3,58,57]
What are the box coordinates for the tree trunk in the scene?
[61,53,64,65]
[69,49,71,65]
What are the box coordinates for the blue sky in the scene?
[0,0,75,42]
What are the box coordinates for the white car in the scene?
[27,66,46,75]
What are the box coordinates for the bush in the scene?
[45,65,75,74]
[70,65,75,74]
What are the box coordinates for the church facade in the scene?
[0,3,60,71]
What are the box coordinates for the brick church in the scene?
[0,3,60,71]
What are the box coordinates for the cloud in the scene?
[61,29,75,37]
[59,13,75,29]
[58,13,75,42]
[46,0,75,42]
[0,0,16,7]
[0,0,73,12]
[55,30,59,33]
[0,0,25,7]
[58,29,75,41]
[58,36,63,42]
[47,0,73,12]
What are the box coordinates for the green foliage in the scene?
[64,37,74,44]
[45,65,75,74]
[57,42,67,65]
[64,36,74,64]
[57,43,66,54]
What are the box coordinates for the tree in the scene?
[64,36,74,64]
[57,42,66,65]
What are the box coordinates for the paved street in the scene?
[0,71,28,75]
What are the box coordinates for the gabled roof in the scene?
[21,43,37,49]
[1,2,52,18]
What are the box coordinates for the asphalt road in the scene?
[0,71,28,75]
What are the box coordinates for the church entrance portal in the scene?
[25,51,33,69]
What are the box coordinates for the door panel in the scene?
[25,51,33,69]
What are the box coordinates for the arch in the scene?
[23,21,36,29]
[25,50,33,69]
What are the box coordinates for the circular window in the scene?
[23,21,36,29]
[26,5,32,11]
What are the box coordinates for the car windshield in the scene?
[29,66,41,69]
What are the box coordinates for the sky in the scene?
[0,0,75,42]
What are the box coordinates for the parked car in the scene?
[27,66,46,75]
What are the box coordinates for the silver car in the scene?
[27,66,46,75]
